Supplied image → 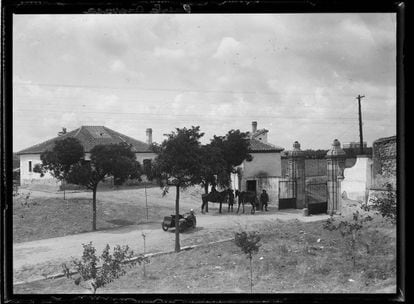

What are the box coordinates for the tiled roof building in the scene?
[249,138,284,153]
[17,126,155,189]
[247,121,284,153]
[17,126,152,155]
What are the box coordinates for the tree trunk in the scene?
[92,185,97,231]
[175,185,180,252]
[249,255,253,293]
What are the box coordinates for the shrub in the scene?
[323,211,373,268]
[62,242,149,294]
[364,182,396,224]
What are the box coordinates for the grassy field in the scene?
[14,215,396,294]
[13,186,203,243]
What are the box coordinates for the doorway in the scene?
[246,180,257,193]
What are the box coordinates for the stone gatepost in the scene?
[326,139,346,215]
[287,141,306,209]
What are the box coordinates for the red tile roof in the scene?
[249,138,284,153]
[17,126,152,155]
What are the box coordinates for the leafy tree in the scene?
[151,126,204,252]
[34,137,85,199]
[62,242,149,294]
[210,129,252,185]
[198,144,227,194]
[234,230,261,293]
[37,138,142,230]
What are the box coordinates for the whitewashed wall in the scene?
[242,152,282,177]
[341,156,373,202]
[20,152,157,187]
[19,154,59,187]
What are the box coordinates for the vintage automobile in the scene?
[162,209,196,232]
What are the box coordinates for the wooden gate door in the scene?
[278,180,297,209]
[305,182,328,215]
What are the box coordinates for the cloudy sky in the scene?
[13,13,396,152]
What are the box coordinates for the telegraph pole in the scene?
[356,95,365,155]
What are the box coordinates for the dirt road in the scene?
[13,208,329,283]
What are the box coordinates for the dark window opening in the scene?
[28,161,32,172]
[246,180,257,193]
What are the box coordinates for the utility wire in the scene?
[13,82,394,99]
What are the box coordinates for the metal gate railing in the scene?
[279,180,297,209]
[305,182,328,215]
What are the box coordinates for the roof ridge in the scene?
[17,125,152,154]
[16,128,80,154]
[103,126,148,146]
[74,126,83,137]
[249,138,284,152]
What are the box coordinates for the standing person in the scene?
[227,189,235,212]
[260,189,269,211]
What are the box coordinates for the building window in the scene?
[28,161,32,172]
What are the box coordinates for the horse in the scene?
[235,190,257,214]
[201,189,229,213]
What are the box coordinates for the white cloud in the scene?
[154,47,186,59]
[12,14,396,151]
[212,37,241,59]
[110,59,126,72]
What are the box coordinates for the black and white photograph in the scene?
[3,3,403,300]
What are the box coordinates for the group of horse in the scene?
[201,188,258,214]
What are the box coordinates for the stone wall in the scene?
[372,136,396,178]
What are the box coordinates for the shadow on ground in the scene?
[106,219,136,226]
[164,227,204,234]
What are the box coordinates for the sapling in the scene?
[234,230,261,293]
[323,210,372,268]
[62,242,149,294]
[141,232,148,278]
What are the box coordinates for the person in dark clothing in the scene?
[260,189,269,211]
[228,189,235,212]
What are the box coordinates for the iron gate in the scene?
[306,182,328,215]
[278,180,297,209]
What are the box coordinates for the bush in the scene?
[62,242,149,294]
[364,181,396,224]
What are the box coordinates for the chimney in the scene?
[146,128,153,145]
[252,121,257,134]
[58,127,67,136]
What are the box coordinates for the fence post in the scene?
[287,141,305,209]
[326,139,346,215]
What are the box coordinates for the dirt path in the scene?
[13,208,329,283]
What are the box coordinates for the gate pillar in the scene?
[326,139,346,215]
[287,141,305,209]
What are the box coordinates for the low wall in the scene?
[20,177,61,192]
